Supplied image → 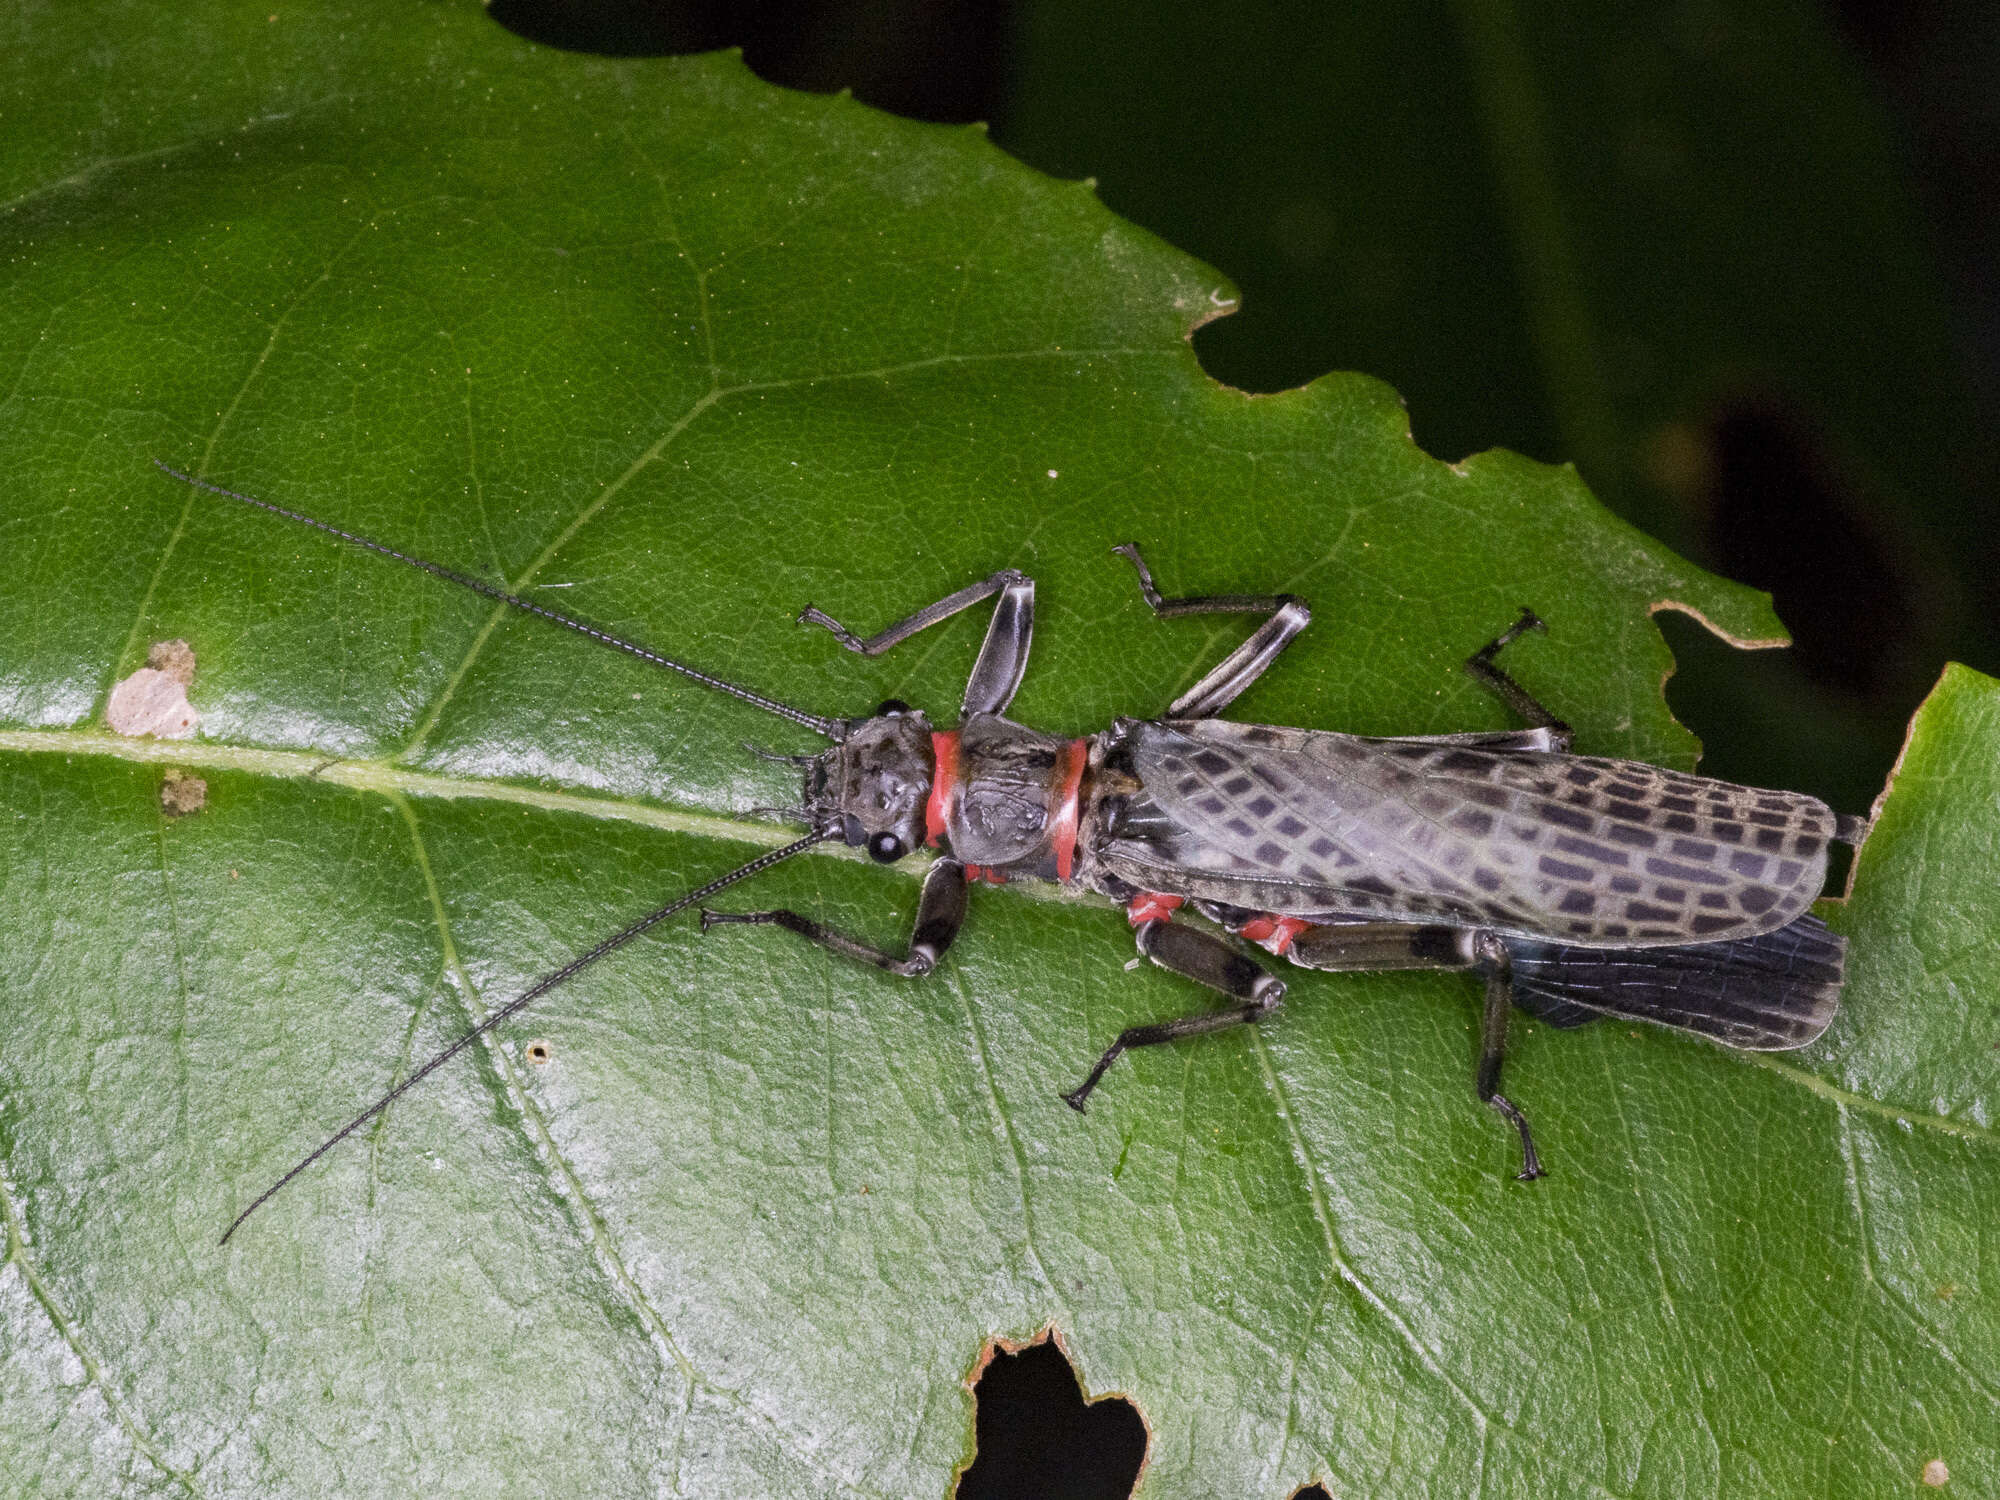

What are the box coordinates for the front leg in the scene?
[701,856,969,978]
[799,570,1035,717]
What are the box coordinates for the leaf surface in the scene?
[1,6,1994,1496]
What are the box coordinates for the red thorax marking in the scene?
[1237,913,1310,955]
[925,730,960,848]
[1127,892,1184,927]
[929,730,1087,884]
[1049,737,1090,882]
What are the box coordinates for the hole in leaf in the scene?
[956,1335,1145,1500]
[1696,400,1916,701]
[1654,395,1949,814]
[486,0,1008,124]
[1292,1486,1333,1500]
[525,1040,553,1066]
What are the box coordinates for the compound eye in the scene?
[876,699,912,717]
[867,831,906,863]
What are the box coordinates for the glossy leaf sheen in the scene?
[2,7,1995,1497]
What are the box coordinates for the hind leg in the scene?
[1472,933,1545,1180]
[1260,916,1545,1180]
[1465,608,1571,748]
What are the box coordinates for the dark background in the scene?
[486,2,1997,1494]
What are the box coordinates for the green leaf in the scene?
[2,6,1993,1497]
[1820,665,2000,1127]
[1001,0,1995,816]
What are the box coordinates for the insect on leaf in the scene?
[1,5,1995,1498]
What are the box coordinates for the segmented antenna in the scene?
[220,828,833,1245]
[152,460,842,739]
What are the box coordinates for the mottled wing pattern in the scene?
[1508,914,1846,1049]
[1109,719,1836,947]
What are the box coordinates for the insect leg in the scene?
[1369,728,1566,753]
[699,856,968,977]
[1282,920,1479,971]
[1464,608,1572,747]
[1112,543,1311,718]
[1061,917,1285,1111]
[798,571,1035,716]
[1472,932,1545,1181]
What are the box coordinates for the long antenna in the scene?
[220,828,832,1244]
[153,460,842,739]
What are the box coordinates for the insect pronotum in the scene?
[151,462,1862,1243]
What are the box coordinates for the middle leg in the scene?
[1062,905,1287,1111]
[1114,543,1312,719]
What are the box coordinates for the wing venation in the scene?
[1104,719,1836,947]
[1507,914,1845,1049]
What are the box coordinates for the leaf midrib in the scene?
[9,722,1994,1153]
[0,725,1097,899]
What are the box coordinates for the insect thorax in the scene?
[935,714,1087,876]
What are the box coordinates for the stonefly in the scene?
[154,462,1863,1244]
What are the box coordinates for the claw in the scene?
[797,605,865,652]
[1484,607,1548,654]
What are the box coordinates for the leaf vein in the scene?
[0,1163,205,1497]
[389,792,888,1498]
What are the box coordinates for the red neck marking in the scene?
[927,731,1088,883]
[925,730,960,848]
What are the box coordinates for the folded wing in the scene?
[1110,719,1836,948]
[1507,913,1845,1049]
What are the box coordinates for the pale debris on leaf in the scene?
[147,637,196,685]
[160,770,207,817]
[107,640,198,739]
[1922,1458,1949,1487]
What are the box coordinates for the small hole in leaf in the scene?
[108,640,199,740]
[525,1040,552,1066]
[1292,1486,1333,1500]
[956,1335,1145,1500]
